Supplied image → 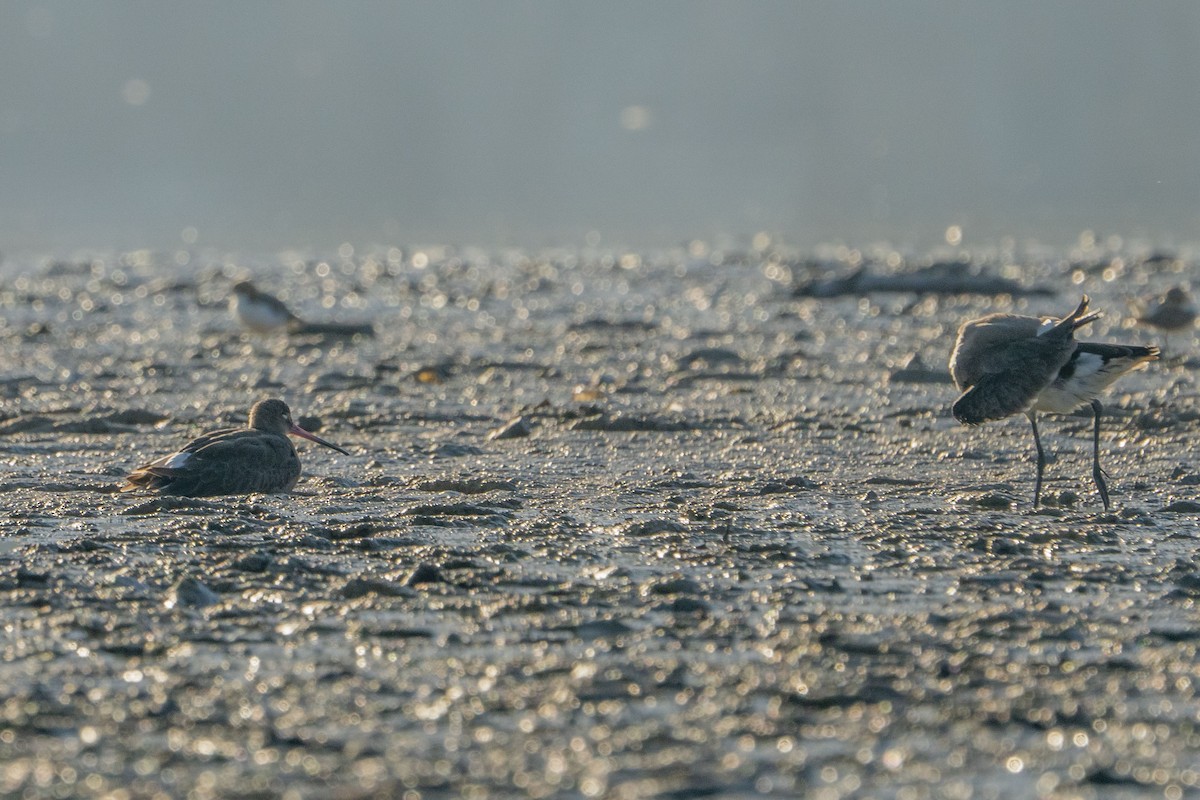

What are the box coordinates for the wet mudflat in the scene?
[1,245,1198,799]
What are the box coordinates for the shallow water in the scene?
[0,244,1198,798]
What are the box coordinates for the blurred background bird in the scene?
[231,280,302,333]
[230,279,375,338]
[1133,286,1196,354]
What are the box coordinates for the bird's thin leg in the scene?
[1091,399,1111,510]
[1028,411,1045,508]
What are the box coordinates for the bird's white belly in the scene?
[233,297,290,332]
[1033,352,1115,414]
[1033,384,1090,414]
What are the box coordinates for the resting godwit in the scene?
[949,295,1158,510]
[1136,286,1195,352]
[119,399,349,497]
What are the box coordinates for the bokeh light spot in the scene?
[122,79,151,106]
[619,105,652,131]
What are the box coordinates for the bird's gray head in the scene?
[232,280,259,299]
[248,398,294,435]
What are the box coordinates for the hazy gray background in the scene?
[3,2,1199,252]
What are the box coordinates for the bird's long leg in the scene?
[1091,399,1111,510]
[1028,411,1045,508]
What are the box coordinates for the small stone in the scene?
[488,415,533,441]
[232,552,273,573]
[405,563,445,586]
[15,567,50,588]
[667,596,710,614]
[1162,500,1200,513]
[954,492,1015,510]
[341,576,416,599]
[165,577,219,610]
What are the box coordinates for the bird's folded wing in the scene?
[189,432,280,461]
[952,370,1045,424]
[973,334,1078,376]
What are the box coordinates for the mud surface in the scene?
[1,244,1198,799]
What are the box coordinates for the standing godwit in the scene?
[1136,286,1196,352]
[949,295,1158,510]
[119,399,349,497]
[231,279,375,337]
[230,280,302,333]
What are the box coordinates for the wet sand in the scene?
[1,246,1198,799]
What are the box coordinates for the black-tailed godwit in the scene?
[120,398,349,497]
[950,295,1158,509]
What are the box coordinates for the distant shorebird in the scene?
[231,280,302,333]
[1135,286,1195,352]
[231,280,375,337]
[120,398,349,497]
[949,295,1158,510]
